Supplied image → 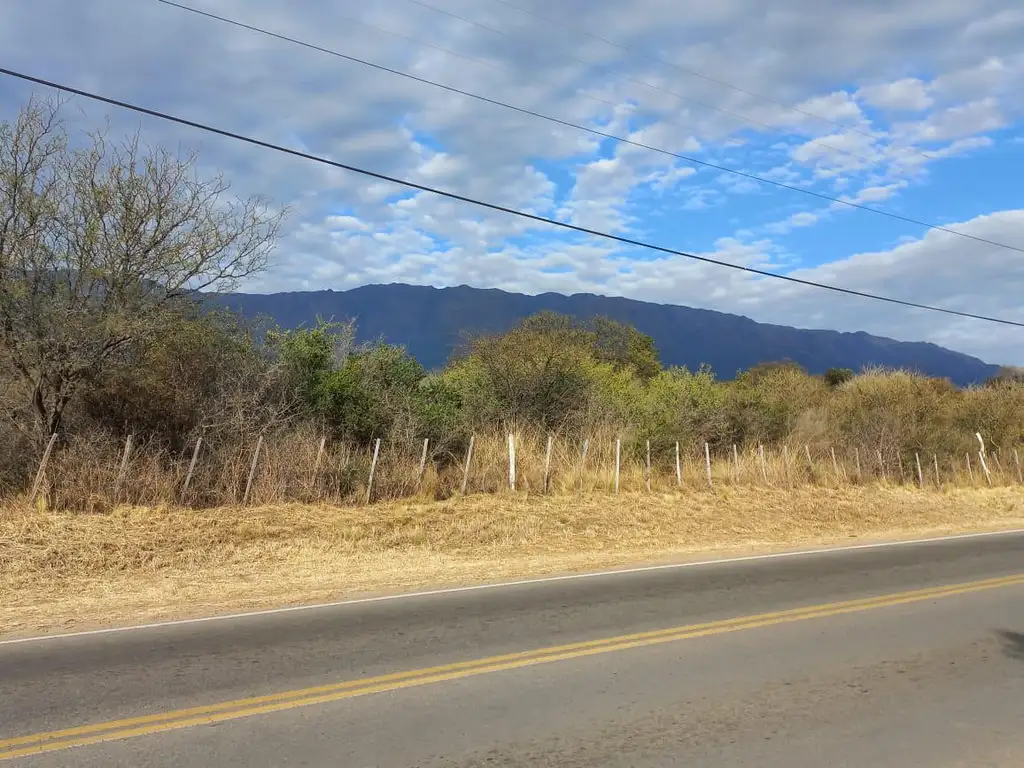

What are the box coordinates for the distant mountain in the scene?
[214,283,1000,386]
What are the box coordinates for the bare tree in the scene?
[0,95,284,443]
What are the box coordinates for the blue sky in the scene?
[1,0,1022,363]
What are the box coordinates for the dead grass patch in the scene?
[3,485,1024,637]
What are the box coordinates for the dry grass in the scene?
[3,483,1024,638]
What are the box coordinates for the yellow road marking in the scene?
[3,572,1022,760]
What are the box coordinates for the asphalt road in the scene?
[2,530,1023,766]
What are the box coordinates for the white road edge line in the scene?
[3,527,1023,647]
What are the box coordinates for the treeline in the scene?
[4,305,1024,501]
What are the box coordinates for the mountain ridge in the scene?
[214,283,999,385]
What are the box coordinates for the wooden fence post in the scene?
[543,434,553,494]
[114,434,134,501]
[311,435,326,497]
[758,444,768,484]
[914,453,924,488]
[460,434,475,495]
[977,433,992,486]
[674,442,681,488]
[579,438,589,492]
[610,438,618,494]
[242,435,264,506]
[830,446,840,483]
[704,442,713,488]
[29,433,59,504]
[1015,449,1023,485]
[508,433,517,492]
[979,452,992,486]
[645,440,651,492]
[365,437,381,504]
[418,438,429,486]
[933,454,940,488]
[180,437,203,506]
[732,444,739,483]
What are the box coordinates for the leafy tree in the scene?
[454,314,595,430]
[318,344,425,443]
[77,307,284,449]
[0,96,284,444]
[589,316,661,381]
[824,367,855,388]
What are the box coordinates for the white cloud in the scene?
[766,210,821,234]
[906,97,1006,143]
[857,78,933,111]
[0,0,1021,364]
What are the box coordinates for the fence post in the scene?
[933,454,940,488]
[311,435,326,497]
[645,440,651,492]
[365,437,381,504]
[915,453,924,488]
[614,438,621,495]
[543,434,553,494]
[180,436,203,506]
[508,433,517,492]
[418,438,429,486]
[732,444,739,483]
[1015,449,1023,485]
[579,438,589,492]
[704,442,713,488]
[977,433,992,486]
[460,434,475,495]
[29,433,59,504]
[758,444,768,484]
[830,446,840,483]
[876,449,886,483]
[783,444,791,486]
[114,434,134,501]
[674,441,681,488]
[242,435,264,506]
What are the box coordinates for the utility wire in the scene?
[1,67,1022,328]
[485,0,930,158]
[155,0,1024,256]
[403,0,892,169]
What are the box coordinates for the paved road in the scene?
[2,531,1023,766]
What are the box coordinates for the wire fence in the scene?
[16,428,1024,512]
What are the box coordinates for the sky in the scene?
[1,0,1023,364]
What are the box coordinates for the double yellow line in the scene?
[3,572,1023,760]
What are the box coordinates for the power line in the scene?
[403,0,893,169]
[485,0,929,158]
[1,67,1022,328]
[155,0,1024,256]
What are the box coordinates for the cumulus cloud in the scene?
[0,0,1021,364]
[857,78,933,111]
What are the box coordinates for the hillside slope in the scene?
[215,283,999,385]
